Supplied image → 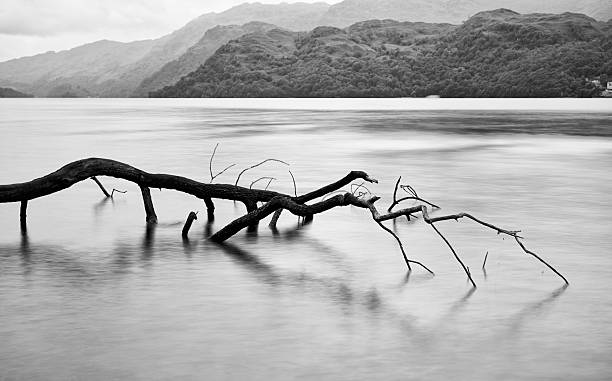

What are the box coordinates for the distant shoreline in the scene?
[1,97,609,112]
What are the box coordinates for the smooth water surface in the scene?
[1,99,611,380]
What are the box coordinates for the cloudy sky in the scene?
[0,0,339,62]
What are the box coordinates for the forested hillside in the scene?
[152,10,612,98]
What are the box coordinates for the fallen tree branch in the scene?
[0,157,567,287]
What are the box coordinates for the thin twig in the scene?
[234,159,289,186]
[209,143,236,183]
[401,185,419,198]
[211,164,236,183]
[250,177,276,189]
[514,237,569,285]
[209,143,219,181]
[392,176,401,204]
[288,170,297,197]
[111,189,127,198]
[374,220,434,274]
[351,182,373,198]
[388,196,440,211]
[91,176,110,198]
[264,178,274,191]
[482,251,489,270]
[430,223,476,288]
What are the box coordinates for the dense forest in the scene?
[152,9,612,98]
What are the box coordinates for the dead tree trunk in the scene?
[0,157,568,287]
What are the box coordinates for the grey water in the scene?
[1,99,611,380]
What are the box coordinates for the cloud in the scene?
[0,0,179,37]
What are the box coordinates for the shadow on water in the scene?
[214,240,417,322]
[505,284,569,334]
[2,222,569,347]
[401,270,435,287]
[93,196,112,216]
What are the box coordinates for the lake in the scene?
[1,98,611,380]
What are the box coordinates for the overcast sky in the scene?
[0,0,339,62]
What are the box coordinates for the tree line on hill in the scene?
[152,10,612,98]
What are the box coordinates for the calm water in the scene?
[1,99,611,380]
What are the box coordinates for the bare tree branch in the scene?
[0,158,567,287]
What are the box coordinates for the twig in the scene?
[388,181,439,211]
[388,195,440,211]
[289,170,297,197]
[430,223,476,288]
[401,185,418,197]
[392,176,401,204]
[209,143,236,183]
[209,143,219,181]
[211,164,236,183]
[419,206,567,284]
[375,220,434,274]
[351,182,373,198]
[250,177,276,189]
[110,189,127,198]
[514,237,569,285]
[264,178,274,191]
[91,176,110,198]
[482,251,488,269]
[234,159,289,186]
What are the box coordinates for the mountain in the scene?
[0,2,330,97]
[0,87,32,98]
[152,10,612,98]
[134,22,278,97]
[1,0,611,97]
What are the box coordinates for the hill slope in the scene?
[152,10,612,98]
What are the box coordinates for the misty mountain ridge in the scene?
[0,2,331,97]
[0,0,611,97]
